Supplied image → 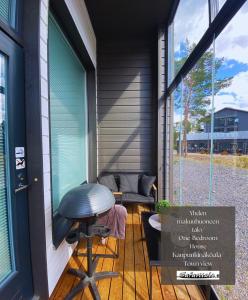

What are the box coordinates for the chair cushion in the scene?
[119,174,139,193]
[122,193,154,203]
[140,175,156,196]
[98,174,118,192]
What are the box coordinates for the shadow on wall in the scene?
[97,40,157,174]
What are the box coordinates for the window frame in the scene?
[47,11,93,248]
[0,0,23,46]
[168,0,210,83]
[166,0,246,96]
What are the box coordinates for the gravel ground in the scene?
[173,159,248,300]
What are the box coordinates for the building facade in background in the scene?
[187,108,248,154]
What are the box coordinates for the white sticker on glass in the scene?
[15,147,25,158]
[16,158,25,169]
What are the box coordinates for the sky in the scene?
[215,1,248,112]
[173,0,248,123]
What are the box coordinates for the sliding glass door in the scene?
[0,31,33,300]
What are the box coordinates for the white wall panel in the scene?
[39,0,96,295]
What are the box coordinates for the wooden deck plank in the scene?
[108,239,125,300]
[174,285,190,300]
[123,205,136,300]
[186,285,205,300]
[139,205,152,294]
[50,204,204,300]
[157,267,177,300]
[133,205,149,300]
[97,237,116,300]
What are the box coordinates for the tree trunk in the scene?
[182,105,189,157]
[182,76,193,158]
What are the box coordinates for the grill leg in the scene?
[65,280,88,300]
[67,268,86,279]
[87,224,94,277]
[64,221,120,300]
[77,238,120,259]
[95,271,119,280]
[92,256,99,272]
[89,281,101,300]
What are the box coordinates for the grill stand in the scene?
[76,237,119,259]
[65,221,119,300]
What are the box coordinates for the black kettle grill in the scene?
[59,183,119,300]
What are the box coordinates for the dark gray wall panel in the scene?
[98,90,152,98]
[99,120,153,128]
[99,82,152,91]
[99,74,152,84]
[99,127,153,135]
[97,40,156,174]
[98,163,152,172]
[98,98,152,106]
[100,148,153,156]
[98,113,153,121]
[99,141,153,149]
[99,156,151,162]
[23,0,49,298]
[99,105,152,114]
[87,70,97,183]
[158,28,166,199]
[99,60,151,69]
[99,68,152,76]
[99,135,152,142]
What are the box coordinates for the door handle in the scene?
[14,184,30,193]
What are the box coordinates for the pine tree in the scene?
[174,41,232,156]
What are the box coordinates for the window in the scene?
[0,53,12,282]
[172,44,214,206]
[0,0,16,28]
[168,0,209,83]
[215,117,225,127]
[0,0,9,23]
[167,1,248,299]
[213,3,248,297]
[48,15,88,213]
[215,128,225,132]
[218,0,227,11]
[227,117,235,126]
[171,85,183,204]
[168,0,231,84]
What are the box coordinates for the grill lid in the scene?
[58,183,115,219]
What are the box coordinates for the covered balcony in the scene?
[0,0,246,299]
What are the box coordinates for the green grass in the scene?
[174,153,248,170]
[224,285,234,292]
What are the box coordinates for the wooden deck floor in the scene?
[50,204,205,300]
